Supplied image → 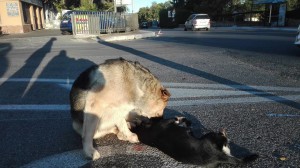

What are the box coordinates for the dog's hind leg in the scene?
[72,121,83,136]
[82,113,101,160]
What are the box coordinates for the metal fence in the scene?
[71,11,138,35]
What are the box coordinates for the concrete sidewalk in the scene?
[0,29,156,41]
[0,26,297,42]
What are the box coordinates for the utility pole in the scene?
[114,0,117,12]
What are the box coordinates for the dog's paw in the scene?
[117,132,126,141]
[118,132,139,143]
[84,147,101,160]
[128,133,139,143]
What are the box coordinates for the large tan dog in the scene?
[70,58,170,160]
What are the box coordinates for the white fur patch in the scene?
[136,86,145,97]
[222,145,232,156]
[92,103,136,139]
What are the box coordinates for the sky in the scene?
[127,0,169,13]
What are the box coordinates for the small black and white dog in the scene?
[130,117,258,167]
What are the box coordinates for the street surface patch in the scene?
[0,78,300,110]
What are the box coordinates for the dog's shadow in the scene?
[164,108,255,158]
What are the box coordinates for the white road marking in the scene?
[266,113,300,117]
[168,95,300,106]
[0,105,70,111]
[1,78,300,91]
[0,78,73,83]
[1,78,299,167]
[0,46,10,52]
[0,78,300,110]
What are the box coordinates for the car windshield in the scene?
[62,13,72,20]
[187,15,195,21]
[195,15,209,19]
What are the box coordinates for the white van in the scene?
[184,14,210,31]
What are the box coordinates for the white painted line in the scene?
[163,83,300,92]
[266,113,300,117]
[0,46,10,52]
[168,95,300,107]
[0,78,74,83]
[1,94,300,111]
[0,78,299,110]
[169,88,273,98]
[0,105,70,111]
[1,78,300,92]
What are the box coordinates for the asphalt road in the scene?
[0,28,299,168]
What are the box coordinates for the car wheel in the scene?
[206,28,209,31]
[184,26,187,31]
[192,26,196,31]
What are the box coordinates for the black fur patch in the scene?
[131,117,259,167]
[72,65,99,90]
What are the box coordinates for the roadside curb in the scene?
[0,30,156,42]
[91,30,156,42]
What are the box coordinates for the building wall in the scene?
[0,0,44,34]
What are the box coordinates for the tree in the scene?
[44,0,116,12]
[138,1,172,22]
[287,0,300,10]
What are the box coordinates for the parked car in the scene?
[60,11,73,33]
[295,24,300,47]
[184,14,210,31]
[140,22,148,29]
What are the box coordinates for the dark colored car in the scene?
[140,22,148,29]
[60,11,73,33]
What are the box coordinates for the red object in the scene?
[132,145,144,151]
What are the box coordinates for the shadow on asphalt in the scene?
[82,154,164,168]
[97,37,300,110]
[147,33,299,56]
[0,43,12,78]
[0,37,95,167]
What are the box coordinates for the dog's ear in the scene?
[161,88,171,101]
[219,128,227,137]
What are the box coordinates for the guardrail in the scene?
[71,11,138,35]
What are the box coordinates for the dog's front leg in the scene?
[117,119,139,143]
[82,113,100,160]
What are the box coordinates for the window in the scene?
[187,14,195,21]
[21,2,31,24]
[195,15,210,19]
